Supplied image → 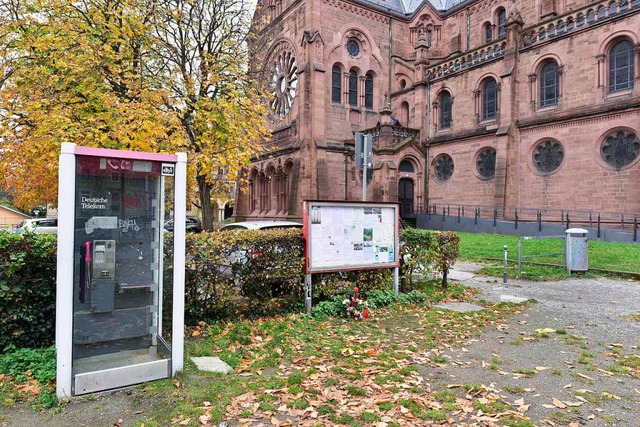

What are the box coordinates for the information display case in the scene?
[56,144,186,398]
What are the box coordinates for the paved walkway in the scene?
[424,263,640,426]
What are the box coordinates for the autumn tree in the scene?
[0,0,184,208]
[0,0,270,228]
[150,0,269,229]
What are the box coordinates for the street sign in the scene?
[355,132,372,170]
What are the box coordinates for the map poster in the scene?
[303,201,400,273]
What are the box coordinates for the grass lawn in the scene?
[458,232,640,280]
[1,281,536,427]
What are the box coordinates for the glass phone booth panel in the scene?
[71,155,171,394]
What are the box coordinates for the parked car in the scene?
[15,218,58,234]
[219,220,302,232]
[164,216,203,233]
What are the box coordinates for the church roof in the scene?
[355,0,469,16]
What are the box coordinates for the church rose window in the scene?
[269,50,298,116]
[533,140,564,174]
[476,148,496,179]
[601,130,640,169]
[347,39,360,57]
[434,154,454,182]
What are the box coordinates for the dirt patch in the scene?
[1,387,164,427]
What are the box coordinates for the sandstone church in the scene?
[233,0,640,223]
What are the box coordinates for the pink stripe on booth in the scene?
[74,146,178,163]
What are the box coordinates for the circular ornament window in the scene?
[476,147,496,179]
[600,130,640,169]
[433,154,454,182]
[532,140,564,174]
[269,51,298,117]
[346,39,360,57]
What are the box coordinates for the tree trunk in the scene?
[197,174,214,231]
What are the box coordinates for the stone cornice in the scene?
[518,100,640,133]
[321,0,390,23]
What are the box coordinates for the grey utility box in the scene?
[565,228,588,272]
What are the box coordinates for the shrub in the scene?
[0,231,57,350]
[433,231,460,288]
[400,228,435,291]
[168,228,305,324]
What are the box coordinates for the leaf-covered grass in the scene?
[457,232,640,280]
[0,346,57,408]
[131,283,531,426]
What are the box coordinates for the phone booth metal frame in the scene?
[56,143,186,399]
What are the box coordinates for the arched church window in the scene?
[439,92,453,129]
[482,79,498,120]
[349,69,358,106]
[399,160,415,173]
[332,65,341,103]
[609,39,634,93]
[364,73,374,109]
[497,8,507,38]
[540,60,559,107]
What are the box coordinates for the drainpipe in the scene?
[388,18,392,107]
[466,9,471,51]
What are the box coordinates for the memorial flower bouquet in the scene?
[342,287,370,321]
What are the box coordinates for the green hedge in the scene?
[0,231,57,350]
[0,227,460,347]
[168,228,306,324]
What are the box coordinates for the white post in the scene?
[171,152,187,375]
[393,267,399,293]
[305,274,312,314]
[56,143,76,399]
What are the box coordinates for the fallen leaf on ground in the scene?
[552,398,567,408]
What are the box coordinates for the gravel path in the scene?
[424,263,640,426]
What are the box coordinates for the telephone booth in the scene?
[56,143,187,398]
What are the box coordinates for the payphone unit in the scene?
[56,144,186,398]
